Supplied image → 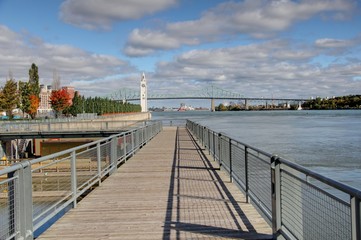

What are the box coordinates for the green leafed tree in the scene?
[18,63,41,119]
[29,63,40,96]
[68,91,83,116]
[215,103,228,111]
[18,81,31,117]
[0,79,19,119]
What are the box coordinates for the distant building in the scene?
[62,86,75,105]
[38,85,75,114]
[38,84,53,114]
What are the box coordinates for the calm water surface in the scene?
[152,110,361,190]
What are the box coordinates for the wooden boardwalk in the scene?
[38,127,272,239]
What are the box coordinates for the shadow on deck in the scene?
[162,127,272,239]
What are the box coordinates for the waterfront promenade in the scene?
[38,126,272,239]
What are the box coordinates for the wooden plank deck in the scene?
[38,126,272,239]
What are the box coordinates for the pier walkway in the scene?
[38,126,272,239]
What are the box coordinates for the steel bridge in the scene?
[110,86,308,111]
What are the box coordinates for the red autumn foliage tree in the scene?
[28,95,39,119]
[50,89,71,118]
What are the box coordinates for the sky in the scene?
[0,0,360,107]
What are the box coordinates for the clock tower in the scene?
[140,73,147,112]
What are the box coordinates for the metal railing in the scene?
[0,120,146,133]
[156,119,187,127]
[187,120,361,240]
[0,121,162,240]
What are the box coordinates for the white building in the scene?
[38,84,53,114]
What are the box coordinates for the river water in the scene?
[152,110,361,190]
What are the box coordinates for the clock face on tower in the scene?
[141,84,146,87]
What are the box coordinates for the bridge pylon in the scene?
[140,73,147,112]
[211,99,215,112]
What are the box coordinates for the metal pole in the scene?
[271,155,281,238]
[97,142,102,185]
[123,134,127,162]
[17,161,33,240]
[143,127,146,145]
[131,131,135,156]
[110,137,117,174]
[245,146,249,203]
[212,132,215,161]
[218,133,222,168]
[351,196,361,240]
[203,127,206,147]
[7,171,16,239]
[71,151,77,208]
[229,138,232,183]
[207,129,211,154]
[145,125,148,142]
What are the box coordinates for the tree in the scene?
[302,95,361,110]
[17,63,41,119]
[50,89,71,118]
[18,81,31,117]
[28,95,40,119]
[215,103,228,111]
[68,91,83,116]
[0,79,19,118]
[28,63,40,96]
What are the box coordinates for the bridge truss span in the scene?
[110,85,308,111]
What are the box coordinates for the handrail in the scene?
[0,119,145,134]
[278,156,361,199]
[0,120,162,240]
[186,119,361,240]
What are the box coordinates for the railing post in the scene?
[141,127,144,145]
[71,151,77,208]
[10,162,34,240]
[131,131,135,156]
[271,155,281,239]
[218,133,222,168]
[229,138,233,183]
[109,137,117,174]
[143,126,147,144]
[202,127,205,146]
[212,132,216,161]
[7,171,16,239]
[245,146,249,203]
[97,142,102,185]
[202,125,205,146]
[20,162,33,240]
[123,134,127,162]
[207,129,211,154]
[198,124,201,140]
[351,196,361,240]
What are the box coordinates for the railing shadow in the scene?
[162,127,272,240]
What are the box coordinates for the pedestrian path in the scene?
[38,126,272,239]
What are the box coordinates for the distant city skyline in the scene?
[0,0,360,102]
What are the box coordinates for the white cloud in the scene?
[124,0,356,56]
[315,38,355,48]
[150,40,361,98]
[124,29,186,56]
[0,25,134,96]
[314,36,361,55]
[60,0,177,30]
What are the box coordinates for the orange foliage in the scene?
[28,95,39,119]
[50,89,71,117]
